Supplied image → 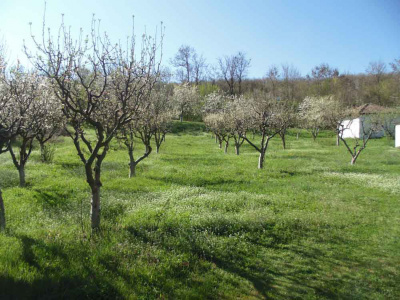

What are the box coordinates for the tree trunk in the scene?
[215,135,218,143]
[18,166,26,187]
[129,149,136,178]
[156,145,160,154]
[129,162,137,178]
[40,142,45,162]
[90,185,101,230]
[0,189,5,231]
[351,152,361,165]
[281,133,286,150]
[258,150,266,169]
[218,142,222,149]
[180,114,183,122]
[224,142,229,154]
[235,144,240,155]
[336,133,340,146]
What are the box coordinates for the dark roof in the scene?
[356,103,389,115]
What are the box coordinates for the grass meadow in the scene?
[0,122,399,299]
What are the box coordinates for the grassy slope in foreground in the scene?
[0,122,399,299]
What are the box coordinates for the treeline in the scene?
[168,45,400,117]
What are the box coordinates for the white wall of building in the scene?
[341,118,360,138]
[396,125,400,148]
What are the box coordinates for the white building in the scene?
[340,104,400,139]
[340,116,385,139]
[396,125,400,148]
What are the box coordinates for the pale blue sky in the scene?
[1,0,399,78]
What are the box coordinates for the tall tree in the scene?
[171,45,194,83]
[171,45,207,85]
[218,52,250,95]
[266,65,280,99]
[26,16,163,230]
[365,61,388,105]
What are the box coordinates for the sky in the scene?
[0,0,399,78]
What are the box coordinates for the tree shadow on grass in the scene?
[124,218,370,299]
[32,188,74,210]
[0,234,123,299]
[147,174,248,189]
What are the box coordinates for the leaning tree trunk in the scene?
[224,141,229,154]
[336,133,340,146]
[0,189,5,231]
[258,149,266,169]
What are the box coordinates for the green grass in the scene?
[0,122,399,299]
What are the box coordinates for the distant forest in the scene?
[168,45,400,109]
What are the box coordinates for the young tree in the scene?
[204,113,230,152]
[203,91,230,148]
[242,91,282,169]
[119,85,173,178]
[298,96,329,141]
[275,100,297,149]
[172,83,199,122]
[26,16,163,229]
[119,119,152,179]
[338,114,383,165]
[151,86,174,153]
[3,68,45,187]
[225,96,247,155]
[316,95,347,146]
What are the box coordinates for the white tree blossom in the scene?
[26,16,163,230]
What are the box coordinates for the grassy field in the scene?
[0,122,399,299]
